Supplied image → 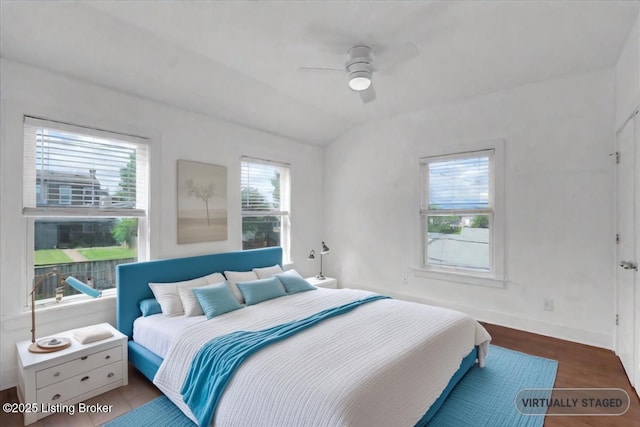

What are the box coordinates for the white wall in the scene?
[324,68,616,349]
[0,59,325,389]
[616,10,640,129]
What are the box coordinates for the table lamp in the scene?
[307,241,330,280]
[29,270,101,353]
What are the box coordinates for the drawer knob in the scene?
[105,355,111,360]
[81,376,90,382]
[80,356,88,360]
[52,394,61,401]
[53,372,60,377]
[107,372,114,378]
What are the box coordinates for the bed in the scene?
[116,247,490,427]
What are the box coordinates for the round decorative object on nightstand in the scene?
[29,337,72,353]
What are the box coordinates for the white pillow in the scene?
[253,264,284,279]
[224,270,259,303]
[149,272,224,316]
[202,272,226,284]
[179,281,226,317]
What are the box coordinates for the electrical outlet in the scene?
[543,298,554,312]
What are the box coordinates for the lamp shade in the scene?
[66,276,101,298]
[321,242,330,254]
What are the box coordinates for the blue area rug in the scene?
[103,345,557,427]
[428,346,558,426]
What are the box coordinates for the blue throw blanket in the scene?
[181,294,389,427]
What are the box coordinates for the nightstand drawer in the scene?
[36,345,122,389]
[36,361,123,405]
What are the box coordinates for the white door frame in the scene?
[635,111,640,391]
[614,109,639,394]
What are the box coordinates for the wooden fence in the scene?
[34,258,135,300]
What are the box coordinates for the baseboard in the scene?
[353,285,613,350]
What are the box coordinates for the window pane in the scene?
[242,216,281,250]
[33,218,137,301]
[425,215,490,271]
[241,162,283,212]
[240,157,290,262]
[428,156,490,209]
[24,117,148,214]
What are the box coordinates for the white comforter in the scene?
[154,288,491,427]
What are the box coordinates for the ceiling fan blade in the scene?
[359,85,376,103]
[297,66,344,73]
[375,42,420,74]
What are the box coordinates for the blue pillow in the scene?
[275,270,317,294]
[192,283,243,320]
[236,277,287,305]
[139,298,162,317]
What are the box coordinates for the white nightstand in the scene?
[16,323,128,425]
[306,276,338,289]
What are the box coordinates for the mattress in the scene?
[133,313,206,358]
[153,287,491,427]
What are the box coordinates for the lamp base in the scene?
[29,337,71,353]
[316,274,326,280]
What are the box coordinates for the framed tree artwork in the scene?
[177,160,228,244]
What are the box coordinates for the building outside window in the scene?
[23,117,149,301]
[240,156,290,263]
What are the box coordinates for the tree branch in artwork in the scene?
[186,179,215,226]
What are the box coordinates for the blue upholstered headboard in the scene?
[116,247,283,339]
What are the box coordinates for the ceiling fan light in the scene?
[348,72,372,91]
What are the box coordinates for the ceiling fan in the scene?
[298,42,420,104]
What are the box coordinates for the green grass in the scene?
[34,249,73,266]
[77,247,136,261]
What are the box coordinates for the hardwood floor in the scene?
[1,323,638,426]
[0,364,162,427]
[481,322,640,427]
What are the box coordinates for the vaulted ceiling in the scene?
[1,1,638,145]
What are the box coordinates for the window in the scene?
[23,116,149,302]
[58,185,71,205]
[420,146,504,282]
[240,157,290,263]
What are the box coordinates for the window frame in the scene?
[416,139,505,287]
[23,116,150,304]
[240,156,291,264]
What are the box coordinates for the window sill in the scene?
[413,268,506,288]
[32,289,116,312]
[3,291,117,334]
